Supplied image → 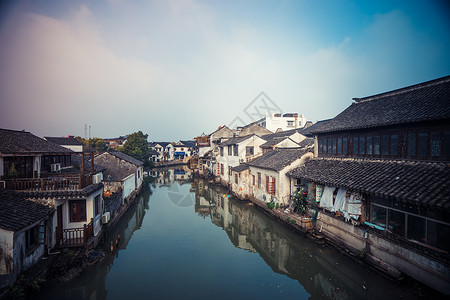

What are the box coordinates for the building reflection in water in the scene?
[35,172,418,300]
[191,177,399,300]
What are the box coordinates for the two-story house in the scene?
[0,129,104,248]
[216,134,266,186]
[287,76,450,295]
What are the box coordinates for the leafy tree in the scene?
[118,131,151,168]
[75,137,107,153]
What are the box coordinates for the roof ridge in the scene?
[353,75,450,104]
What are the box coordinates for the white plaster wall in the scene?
[0,228,13,275]
[123,173,136,200]
[136,166,144,190]
[64,145,83,152]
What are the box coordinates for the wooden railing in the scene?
[4,174,93,191]
[56,219,94,247]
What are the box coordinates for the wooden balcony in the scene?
[56,219,94,247]
[4,174,93,191]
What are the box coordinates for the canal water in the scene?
[35,169,424,300]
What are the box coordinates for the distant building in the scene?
[103,136,127,149]
[257,113,307,132]
[44,136,84,152]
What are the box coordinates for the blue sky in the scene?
[0,0,449,141]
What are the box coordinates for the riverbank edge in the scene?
[0,186,144,300]
[202,174,445,298]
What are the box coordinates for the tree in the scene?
[75,137,107,153]
[119,131,151,168]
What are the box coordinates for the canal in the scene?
[34,169,424,299]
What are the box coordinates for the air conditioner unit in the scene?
[51,163,61,172]
[93,173,102,184]
[102,212,110,224]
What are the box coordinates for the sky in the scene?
[0,0,449,142]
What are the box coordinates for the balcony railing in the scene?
[56,219,94,247]
[4,174,93,191]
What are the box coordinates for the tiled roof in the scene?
[180,140,196,147]
[0,188,53,232]
[231,164,249,173]
[314,76,450,134]
[109,151,144,166]
[298,138,314,148]
[220,134,257,147]
[44,136,83,146]
[299,119,332,136]
[262,128,302,140]
[288,158,450,210]
[0,128,74,154]
[18,183,104,200]
[247,148,312,172]
[260,137,299,148]
[95,152,139,180]
[71,154,106,173]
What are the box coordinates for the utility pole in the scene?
[89,125,91,139]
[84,124,87,139]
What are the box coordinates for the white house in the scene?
[44,136,84,153]
[247,148,313,206]
[94,151,144,202]
[149,142,174,161]
[258,113,307,132]
[216,134,266,185]
[0,129,104,248]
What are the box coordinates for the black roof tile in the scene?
[0,128,74,154]
[0,188,53,231]
[288,158,450,210]
[314,76,450,134]
[247,148,312,172]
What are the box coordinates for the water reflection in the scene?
[191,178,419,300]
[34,172,421,300]
[34,184,152,300]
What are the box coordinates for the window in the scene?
[430,132,441,157]
[229,166,232,177]
[323,139,327,154]
[388,209,405,236]
[382,135,389,155]
[408,133,416,156]
[319,139,323,154]
[359,136,365,155]
[69,200,87,222]
[327,138,332,153]
[418,133,428,156]
[220,164,224,175]
[390,134,398,156]
[228,145,232,156]
[26,226,38,250]
[233,145,238,156]
[265,176,270,193]
[337,138,342,154]
[94,195,102,216]
[444,131,450,157]
[427,220,450,252]
[220,147,224,156]
[287,120,294,127]
[252,175,255,185]
[235,174,238,184]
[373,136,380,155]
[366,136,373,155]
[353,137,358,155]
[257,172,261,188]
[332,138,337,154]
[371,205,386,228]
[343,137,348,154]
[246,146,254,156]
[271,177,276,196]
[407,215,426,242]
